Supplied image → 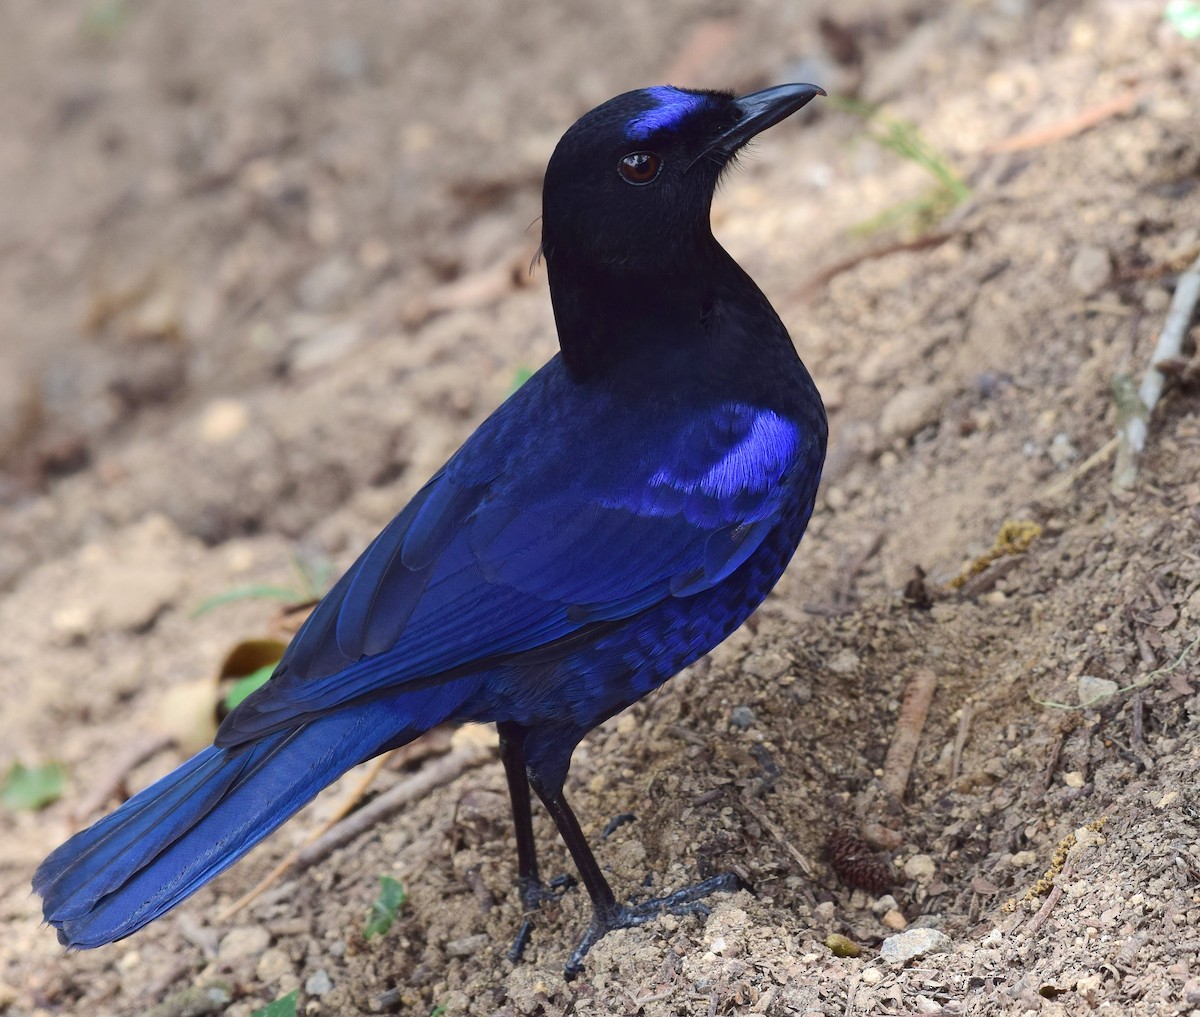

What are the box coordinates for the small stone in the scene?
[1077,675,1118,706]
[1048,433,1078,468]
[827,650,860,675]
[256,948,293,984]
[197,398,249,444]
[445,933,489,957]
[1009,850,1038,867]
[218,926,271,963]
[861,968,884,986]
[742,648,790,681]
[882,909,908,931]
[1143,287,1171,313]
[1068,245,1111,295]
[729,705,756,729]
[871,894,899,915]
[1184,978,1200,1006]
[1063,770,1086,789]
[903,854,936,883]
[879,928,952,965]
[304,969,333,996]
[879,384,942,441]
[813,901,837,924]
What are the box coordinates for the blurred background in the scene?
[2,1,1199,1014]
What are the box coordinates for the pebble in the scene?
[882,909,908,931]
[741,648,791,681]
[256,948,294,984]
[860,968,884,986]
[1063,770,1086,789]
[903,854,936,882]
[197,398,249,444]
[218,925,271,963]
[1067,245,1111,295]
[445,933,489,957]
[871,894,899,916]
[1077,675,1118,706]
[729,705,756,729]
[879,384,942,441]
[879,928,952,965]
[827,650,860,675]
[1048,433,1078,467]
[304,969,333,996]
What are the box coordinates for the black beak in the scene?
[702,82,825,162]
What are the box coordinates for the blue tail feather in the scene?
[35,679,480,948]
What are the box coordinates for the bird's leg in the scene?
[498,721,576,912]
[498,722,546,909]
[527,769,741,979]
[501,723,584,963]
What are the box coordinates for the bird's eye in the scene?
[618,152,662,185]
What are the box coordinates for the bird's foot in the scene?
[519,872,578,911]
[508,873,580,962]
[563,871,741,979]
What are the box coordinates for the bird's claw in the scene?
[519,872,577,911]
[508,873,580,962]
[563,871,741,979]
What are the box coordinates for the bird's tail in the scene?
[34,684,474,949]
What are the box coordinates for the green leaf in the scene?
[250,990,298,1017]
[364,875,407,940]
[223,663,277,711]
[509,365,534,394]
[1,761,67,811]
[430,1006,448,1017]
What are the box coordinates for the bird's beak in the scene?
[701,82,825,163]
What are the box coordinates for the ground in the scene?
[1,0,1199,1014]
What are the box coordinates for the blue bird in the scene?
[35,81,827,975]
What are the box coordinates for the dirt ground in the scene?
[2,0,1199,1014]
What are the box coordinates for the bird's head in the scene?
[541,83,824,277]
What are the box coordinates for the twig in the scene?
[1113,252,1200,491]
[1024,882,1063,936]
[1129,692,1146,759]
[739,793,815,877]
[220,737,493,919]
[882,668,938,801]
[1040,436,1118,500]
[71,732,175,826]
[796,233,952,301]
[950,703,973,782]
[984,88,1141,154]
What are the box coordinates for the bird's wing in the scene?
[217,362,814,745]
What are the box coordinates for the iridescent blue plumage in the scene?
[625,85,718,139]
[35,81,826,975]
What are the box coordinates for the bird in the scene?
[34,81,827,977]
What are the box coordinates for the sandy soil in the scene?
[2,0,1199,1014]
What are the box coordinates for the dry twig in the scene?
[984,89,1141,154]
[882,668,938,801]
[1113,252,1200,491]
[740,793,816,877]
[950,703,973,782]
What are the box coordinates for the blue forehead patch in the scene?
[625,86,711,141]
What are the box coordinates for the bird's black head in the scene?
[541,83,824,279]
